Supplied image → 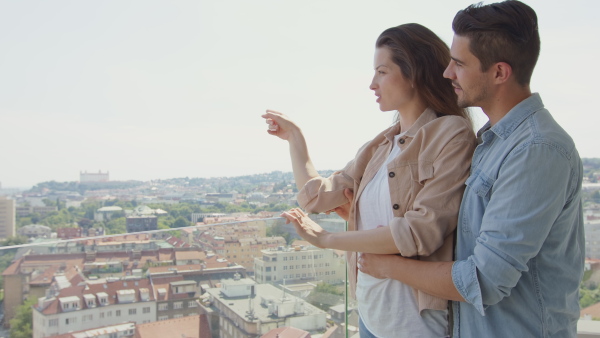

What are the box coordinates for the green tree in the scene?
[105,217,126,235]
[9,297,36,338]
[172,216,191,228]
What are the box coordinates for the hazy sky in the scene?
[1,0,598,188]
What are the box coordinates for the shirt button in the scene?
[388,172,395,178]
[399,139,405,144]
[393,204,399,210]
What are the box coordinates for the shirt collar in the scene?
[484,93,544,140]
[383,107,439,143]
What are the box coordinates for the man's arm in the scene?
[359,253,465,301]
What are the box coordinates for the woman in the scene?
[262,24,476,337]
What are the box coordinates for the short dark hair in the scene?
[376,23,469,120]
[452,0,540,85]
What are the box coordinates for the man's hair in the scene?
[452,0,540,85]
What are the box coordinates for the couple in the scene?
[262,1,584,337]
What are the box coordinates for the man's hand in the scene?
[358,253,399,279]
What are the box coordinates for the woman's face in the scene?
[370,47,416,112]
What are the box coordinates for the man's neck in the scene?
[483,86,532,126]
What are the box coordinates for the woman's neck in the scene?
[396,99,427,132]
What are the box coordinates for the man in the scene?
[357,1,584,336]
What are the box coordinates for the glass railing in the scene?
[0,214,357,338]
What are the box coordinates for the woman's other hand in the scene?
[281,208,329,248]
[262,110,301,141]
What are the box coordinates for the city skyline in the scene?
[1,0,599,188]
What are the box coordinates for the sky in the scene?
[1,0,599,188]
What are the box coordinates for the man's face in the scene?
[443,35,491,108]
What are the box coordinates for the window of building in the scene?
[158,303,169,311]
[158,315,169,321]
[143,307,151,313]
[49,319,58,327]
[116,310,121,317]
[188,301,198,308]
[173,302,183,309]
[129,308,137,315]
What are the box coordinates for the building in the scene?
[586,215,600,259]
[254,246,345,285]
[17,224,52,238]
[80,170,109,182]
[15,205,58,217]
[151,275,200,321]
[0,196,16,239]
[135,315,209,338]
[198,226,285,273]
[32,278,156,338]
[94,206,124,222]
[201,275,327,338]
[49,322,136,338]
[126,216,158,233]
[57,227,83,239]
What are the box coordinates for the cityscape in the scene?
[0,159,599,337]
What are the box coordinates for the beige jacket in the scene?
[297,108,476,312]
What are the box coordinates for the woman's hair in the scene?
[376,23,469,121]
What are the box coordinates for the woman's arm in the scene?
[262,110,320,190]
[281,208,399,253]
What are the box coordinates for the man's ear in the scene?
[492,62,513,84]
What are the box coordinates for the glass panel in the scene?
[0,209,352,338]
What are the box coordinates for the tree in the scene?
[172,216,191,228]
[9,297,36,338]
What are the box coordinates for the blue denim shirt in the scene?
[451,93,584,337]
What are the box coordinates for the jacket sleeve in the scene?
[296,133,382,213]
[389,122,476,257]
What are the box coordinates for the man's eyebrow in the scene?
[451,56,465,64]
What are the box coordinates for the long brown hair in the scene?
[376,23,470,122]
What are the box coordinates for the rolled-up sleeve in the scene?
[451,143,575,315]
[297,171,354,213]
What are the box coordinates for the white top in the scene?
[356,133,447,338]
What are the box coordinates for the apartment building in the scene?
[32,279,156,338]
[254,246,345,285]
[201,275,326,338]
[0,196,16,239]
